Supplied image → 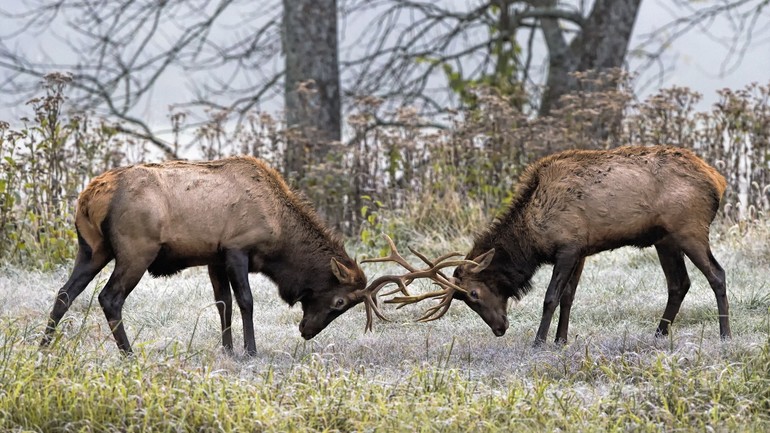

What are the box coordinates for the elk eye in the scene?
[470,290,479,300]
[335,298,345,308]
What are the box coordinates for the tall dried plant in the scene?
[0,74,141,267]
[2,71,768,267]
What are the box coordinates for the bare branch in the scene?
[0,0,284,153]
[633,0,769,86]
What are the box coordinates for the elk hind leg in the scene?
[98,249,157,354]
[654,241,691,337]
[42,241,111,346]
[678,236,730,339]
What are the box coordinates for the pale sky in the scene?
[631,1,770,107]
[0,1,767,129]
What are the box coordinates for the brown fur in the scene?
[42,156,367,355]
[452,145,731,344]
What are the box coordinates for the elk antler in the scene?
[358,234,477,332]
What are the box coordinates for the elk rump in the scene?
[41,156,368,355]
[449,145,730,344]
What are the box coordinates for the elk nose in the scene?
[299,318,316,340]
[493,316,509,337]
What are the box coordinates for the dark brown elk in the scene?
[387,145,731,345]
[40,156,383,355]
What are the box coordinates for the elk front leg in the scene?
[554,257,585,344]
[535,253,581,346]
[208,264,233,352]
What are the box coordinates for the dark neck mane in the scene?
[266,209,351,305]
[248,157,352,305]
[470,175,545,299]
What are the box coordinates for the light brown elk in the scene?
[40,156,389,355]
[385,146,731,345]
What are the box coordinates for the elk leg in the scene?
[98,259,151,354]
[654,241,691,337]
[679,238,731,339]
[208,264,233,352]
[41,244,111,346]
[535,254,581,346]
[554,257,586,344]
[224,250,257,356]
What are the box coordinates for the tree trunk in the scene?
[539,0,642,115]
[282,0,341,179]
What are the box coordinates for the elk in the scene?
[384,145,731,345]
[40,156,389,355]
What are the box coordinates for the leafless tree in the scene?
[0,0,285,158]
[342,0,768,116]
[283,0,342,178]
[633,0,770,93]
[340,0,639,116]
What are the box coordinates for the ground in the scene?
[0,228,768,431]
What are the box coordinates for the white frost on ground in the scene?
[1,234,767,391]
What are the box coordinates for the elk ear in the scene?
[469,249,495,273]
[331,257,356,284]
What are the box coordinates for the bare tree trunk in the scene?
[539,0,642,115]
[282,0,341,179]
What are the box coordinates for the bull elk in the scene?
[381,146,731,345]
[41,156,391,355]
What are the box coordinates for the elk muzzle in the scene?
[299,316,323,340]
[465,301,509,336]
[492,316,509,337]
[453,278,509,337]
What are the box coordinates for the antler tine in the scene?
[371,258,472,297]
[360,234,417,272]
[359,234,422,333]
[407,246,464,268]
[412,258,475,292]
[362,269,412,333]
[363,295,389,333]
[407,247,465,287]
[409,279,458,322]
[382,254,480,322]
[359,234,479,332]
[364,274,410,297]
[385,280,455,321]
[417,296,453,322]
[385,290,444,308]
[381,284,411,297]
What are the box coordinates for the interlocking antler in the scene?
[358,234,477,331]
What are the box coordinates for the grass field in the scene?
[1,227,769,432]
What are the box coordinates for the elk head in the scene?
[449,249,509,336]
[297,257,368,339]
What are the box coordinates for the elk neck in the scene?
[471,207,545,300]
[260,201,354,306]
